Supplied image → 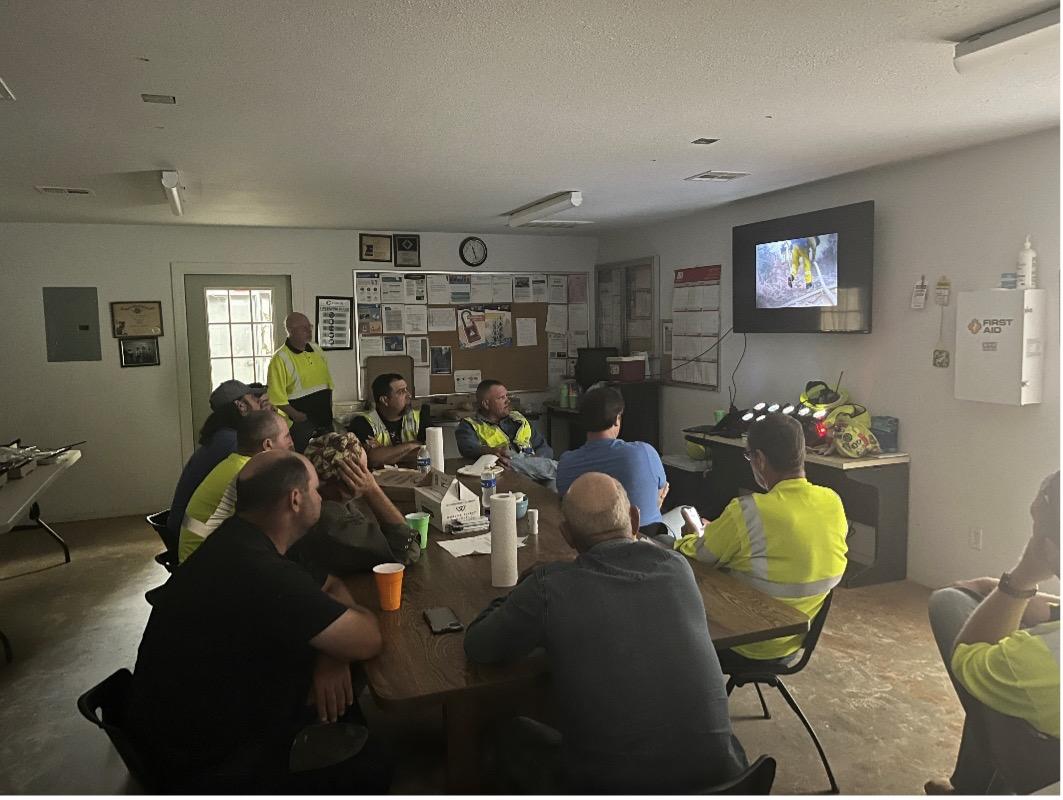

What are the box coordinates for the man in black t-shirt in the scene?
[126,450,389,793]
[348,372,431,468]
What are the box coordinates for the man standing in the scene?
[348,373,430,468]
[268,311,335,451]
[455,379,551,466]
[673,414,847,669]
[464,473,745,793]
[556,386,669,534]
[127,450,389,793]
[167,380,270,546]
[925,471,1059,794]
[179,410,293,563]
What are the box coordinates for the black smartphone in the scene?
[423,607,464,634]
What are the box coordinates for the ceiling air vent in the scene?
[141,93,176,104]
[522,219,594,229]
[690,138,719,145]
[35,185,95,196]
[684,170,749,182]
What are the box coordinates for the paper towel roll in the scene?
[489,491,519,588]
[426,426,445,472]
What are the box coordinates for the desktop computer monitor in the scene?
[575,347,618,391]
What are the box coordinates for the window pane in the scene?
[254,323,274,356]
[231,324,253,357]
[233,358,255,384]
[229,290,252,323]
[208,324,231,358]
[255,357,271,383]
[210,358,233,387]
[206,290,229,323]
[252,289,273,323]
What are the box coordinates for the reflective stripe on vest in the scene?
[354,408,420,446]
[277,345,330,401]
[731,493,844,599]
[465,411,532,450]
[1029,621,1061,664]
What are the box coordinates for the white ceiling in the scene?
[0,0,1058,233]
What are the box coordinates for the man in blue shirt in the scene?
[556,386,669,532]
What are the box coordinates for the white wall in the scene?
[597,128,1060,589]
[1,224,597,521]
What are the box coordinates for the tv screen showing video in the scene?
[755,233,839,309]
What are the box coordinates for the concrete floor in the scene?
[0,515,964,794]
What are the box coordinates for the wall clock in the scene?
[459,236,488,267]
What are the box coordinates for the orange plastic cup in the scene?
[372,563,405,611]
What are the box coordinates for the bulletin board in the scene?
[352,270,590,399]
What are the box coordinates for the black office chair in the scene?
[0,628,12,663]
[724,591,838,794]
[77,668,159,792]
[983,706,1060,794]
[701,754,776,794]
[145,509,177,573]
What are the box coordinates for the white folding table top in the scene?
[0,450,82,534]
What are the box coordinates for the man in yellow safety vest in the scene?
[925,471,1059,795]
[456,379,552,467]
[348,373,430,468]
[267,312,335,451]
[673,413,848,669]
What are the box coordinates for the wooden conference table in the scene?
[345,460,809,791]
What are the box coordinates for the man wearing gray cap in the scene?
[165,380,270,545]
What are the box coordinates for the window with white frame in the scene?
[206,288,275,388]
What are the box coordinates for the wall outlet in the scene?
[968,528,983,551]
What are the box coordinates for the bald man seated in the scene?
[268,311,335,451]
[127,450,390,793]
[463,472,746,794]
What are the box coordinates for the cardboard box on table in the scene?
[414,470,481,531]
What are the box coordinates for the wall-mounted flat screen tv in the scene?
[732,200,874,333]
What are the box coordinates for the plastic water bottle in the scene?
[480,470,497,513]
[416,446,431,475]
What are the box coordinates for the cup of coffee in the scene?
[405,511,431,549]
[372,563,405,611]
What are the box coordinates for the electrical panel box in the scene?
[954,288,1044,406]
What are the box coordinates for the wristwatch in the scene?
[998,571,1038,599]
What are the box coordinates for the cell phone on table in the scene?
[423,606,464,634]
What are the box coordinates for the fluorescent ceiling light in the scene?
[954,7,1059,73]
[160,170,184,216]
[508,191,583,228]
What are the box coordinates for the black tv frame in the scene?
[732,200,874,334]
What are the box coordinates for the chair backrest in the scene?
[983,706,1060,794]
[778,590,834,675]
[145,509,175,552]
[77,668,158,792]
[702,754,776,795]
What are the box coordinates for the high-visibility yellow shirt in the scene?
[952,620,1060,738]
[178,453,250,563]
[674,478,848,659]
[267,342,334,407]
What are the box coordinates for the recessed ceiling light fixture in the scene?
[507,191,584,228]
[684,170,749,182]
[160,170,184,216]
[691,138,719,145]
[141,93,176,104]
[0,77,15,101]
[954,7,1059,72]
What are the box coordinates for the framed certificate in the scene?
[316,295,354,350]
[110,301,164,338]
[393,234,421,267]
[359,233,393,263]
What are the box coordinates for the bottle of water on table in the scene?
[480,470,496,513]
[416,445,431,475]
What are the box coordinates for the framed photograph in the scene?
[316,295,354,350]
[393,234,421,267]
[359,233,393,263]
[119,337,160,367]
[110,301,163,338]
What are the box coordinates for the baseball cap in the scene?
[209,380,267,411]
